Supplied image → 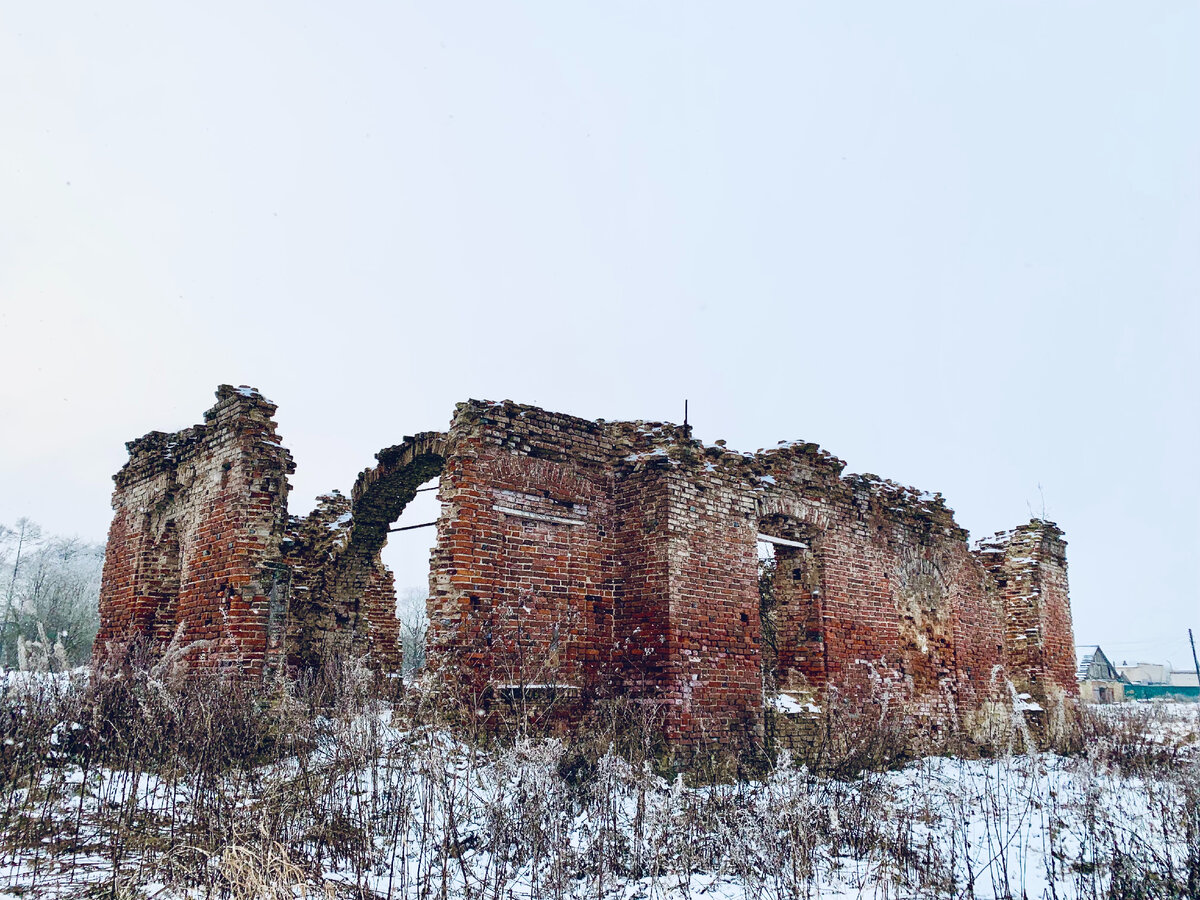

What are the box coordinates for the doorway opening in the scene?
[757,515,824,695]
[380,475,441,674]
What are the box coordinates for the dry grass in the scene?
[1,652,1197,899]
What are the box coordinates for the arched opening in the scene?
[347,433,447,559]
[382,474,441,674]
[330,432,446,673]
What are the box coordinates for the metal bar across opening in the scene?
[388,521,439,533]
[757,533,807,549]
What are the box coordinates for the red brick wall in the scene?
[98,388,1078,751]
[423,406,1059,749]
[362,562,402,673]
[427,404,617,698]
[413,401,1077,747]
[975,521,1078,700]
[609,464,671,697]
[749,461,1008,724]
[95,386,295,680]
[1037,531,1077,695]
[660,467,762,747]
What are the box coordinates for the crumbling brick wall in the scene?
[96,388,434,679]
[95,386,295,679]
[425,405,763,746]
[281,491,401,673]
[427,403,619,704]
[974,521,1076,700]
[422,402,1073,749]
[97,387,1078,751]
[751,465,1004,722]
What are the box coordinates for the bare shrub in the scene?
[789,685,918,779]
[1080,701,1196,776]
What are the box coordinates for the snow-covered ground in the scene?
[1,694,1197,900]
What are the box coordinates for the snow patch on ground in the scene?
[1,696,1196,899]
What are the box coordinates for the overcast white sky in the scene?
[2,3,1197,668]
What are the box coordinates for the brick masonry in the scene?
[96,387,1078,749]
[95,386,295,680]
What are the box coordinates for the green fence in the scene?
[1124,683,1200,701]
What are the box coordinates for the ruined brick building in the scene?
[96,386,1077,748]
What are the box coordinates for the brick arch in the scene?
[289,432,447,671]
[347,431,448,560]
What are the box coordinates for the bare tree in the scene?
[0,519,42,667]
[0,520,102,669]
[396,586,429,676]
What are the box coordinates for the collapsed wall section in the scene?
[303,432,445,672]
[282,491,403,672]
[95,386,295,679]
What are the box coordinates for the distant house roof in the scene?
[1075,645,1097,681]
[1117,663,1197,686]
[1076,645,1122,683]
[1119,662,1172,685]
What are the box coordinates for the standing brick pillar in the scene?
[975,520,1078,700]
[94,386,295,680]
